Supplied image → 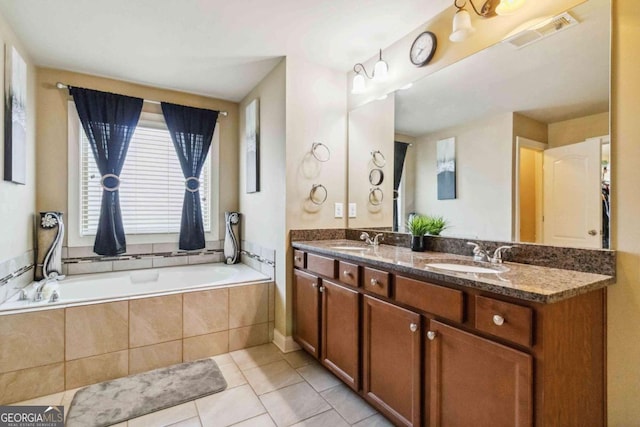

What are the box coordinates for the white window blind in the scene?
[80,120,211,236]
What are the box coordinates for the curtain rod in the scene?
[55,82,228,117]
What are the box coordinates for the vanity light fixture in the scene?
[352,49,389,94]
[449,0,526,42]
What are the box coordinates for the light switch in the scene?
[349,203,357,218]
[334,202,344,218]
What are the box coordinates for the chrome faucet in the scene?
[360,232,384,247]
[467,242,515,264]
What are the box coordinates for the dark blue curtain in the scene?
[70,87,143,256]
[393,142,410,231]
[161,102,219,250]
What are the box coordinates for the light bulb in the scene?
[496,0,526,16]
[449,8,476,43]
[373,59,388,81]
[352,73,366,94]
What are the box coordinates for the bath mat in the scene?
[66,358,227,427]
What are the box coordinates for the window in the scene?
[79,116,211,236]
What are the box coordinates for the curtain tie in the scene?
[185,176,200,193]
[101,174,121,192]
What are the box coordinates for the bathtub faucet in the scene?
[33,272,65,302]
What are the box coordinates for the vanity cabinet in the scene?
[363,295,422,427]
[292,269,320,357]
[321,280,360,390]
[292,247,606,427]
[427,319,533,427]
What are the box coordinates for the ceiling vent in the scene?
[503,12,579,49]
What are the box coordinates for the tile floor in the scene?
[12,343,393,427]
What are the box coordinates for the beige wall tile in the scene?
[229,284,268,329]
[67,261,113,275]
[129,340,182,375]
[183,331,229,362]
[0,310,64,373]
[268,282,275,322]
[130,294,183,348]
[0,363,64,405]
[183,289,228,337]
[66,301,128,361]
[65,350,128,390]
[229,323,269,351]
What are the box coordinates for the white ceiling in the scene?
[0,0,451,102]
[395,0,610,137]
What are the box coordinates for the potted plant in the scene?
[406,214,429,252]
[425,215,449,236]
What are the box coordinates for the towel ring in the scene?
[369,168,384,186]
[371,150,386,167]
[369,187,384,206]
[100,174,121,192]
[311,142,330,162]
[310,184,328,205]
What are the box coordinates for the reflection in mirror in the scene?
[349,0,611,249]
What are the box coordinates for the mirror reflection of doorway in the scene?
[515,136,611,249]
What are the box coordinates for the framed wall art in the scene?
[245,98,260,193]
[4,44,27,184]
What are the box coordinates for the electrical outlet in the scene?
[349,203,357,218]
[334,202,344,218]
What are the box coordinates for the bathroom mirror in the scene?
[347,0,611,249]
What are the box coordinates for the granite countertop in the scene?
[292,240,615,304]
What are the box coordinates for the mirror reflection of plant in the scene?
[425,215,449,236]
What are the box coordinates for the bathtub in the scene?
[0,262,270,314]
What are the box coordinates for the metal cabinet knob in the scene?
[312,282,317,288]
[343,270,352,277]
[588,230,598,236]
[319,286,325,293]
[370,278,379,286]
[427,331,437,341]
[294,256,301,262]
[410,323,418,332]
[493,314,505,326]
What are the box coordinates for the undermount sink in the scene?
[426,262,508,274]
[330,245,369,251]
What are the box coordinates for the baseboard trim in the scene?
[272,329,301,353]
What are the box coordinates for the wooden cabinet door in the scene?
[293,269,320,358]
[321,280,360,390]
[427,320,533,427]
[363,296,421,427]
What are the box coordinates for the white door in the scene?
[543,139,602,248]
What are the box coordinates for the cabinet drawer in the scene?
[338,261,360,287]
[307,253,337,279]
[293,250,306,269]
[363,267,390,297]
[475,296,533,347]
[395,275,464,323]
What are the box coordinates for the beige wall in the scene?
[395,134,417,230]
[35,68,239,243]
[239,60,287,334]
[0,13,36,263]
[548,111,610,147]
[513,113,548,144]
[284,56,347,336]
[608,0,640,424]
[347,96,395,229]
[413,113,513,241]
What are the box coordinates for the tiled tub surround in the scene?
[292,240,614,303]
[61,240,226,276]
[0,279,275,404]
[0,249,35,305]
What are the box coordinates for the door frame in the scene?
[513,137,547,242]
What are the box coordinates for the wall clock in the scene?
[410,31,437,67]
